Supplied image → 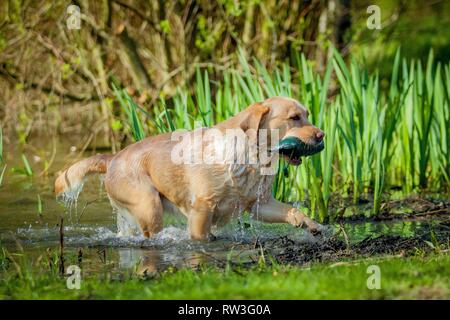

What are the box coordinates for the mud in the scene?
[258,219,450,267]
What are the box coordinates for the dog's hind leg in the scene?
[107,180,164,238]
[128,188,164,238]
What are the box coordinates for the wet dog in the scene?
[55,97,325,240]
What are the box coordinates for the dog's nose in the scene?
[316,131,325,142]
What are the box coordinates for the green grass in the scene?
[1,253,448,299]
[111,49,450,223]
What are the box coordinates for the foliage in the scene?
[114,49,449,222]
[1,251,449,299]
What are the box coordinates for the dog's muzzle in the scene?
[275,136,325,165]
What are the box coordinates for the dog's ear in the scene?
[241,102,270,133]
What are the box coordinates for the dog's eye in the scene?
[291,115,301,121]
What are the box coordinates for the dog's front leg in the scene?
[252,197,321,234]
[188,210,214,240]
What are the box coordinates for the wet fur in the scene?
[55,97,324,240]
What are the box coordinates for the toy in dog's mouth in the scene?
[275,136,324,165]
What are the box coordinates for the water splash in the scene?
[56,181,84,223]
[57,181,84,205]
[154,226,189,243]
[68,225,190,247]
[16,224,190,247]
[115,207,141,237]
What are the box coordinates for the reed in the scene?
[111,83,146,142]
[37,194,43,218]
[113,49,449,222]
[21,154,33,177]
[0,124,4,187]
[0,165,6,187]
[0,124,3,163]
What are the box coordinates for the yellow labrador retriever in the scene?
[55,97,325,240]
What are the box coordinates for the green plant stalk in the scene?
[37,194,43,217]
[0,124,3,163]
[111,83,146,141]
[21,154,33,177]
[0,164,6,187]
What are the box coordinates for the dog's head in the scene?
[243,96,325,165]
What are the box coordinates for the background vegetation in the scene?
[113,48,449,222]
[0,1,449,221]
[1,0,449,144]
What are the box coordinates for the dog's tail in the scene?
[54,154,113,197]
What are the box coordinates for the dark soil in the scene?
[258,219,450,267]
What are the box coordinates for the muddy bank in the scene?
[331,195,450,223]
[258,219,450,267]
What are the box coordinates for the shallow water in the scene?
[1,178,443,274]
[0,140,446,274]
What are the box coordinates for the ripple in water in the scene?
[15,221,329,250]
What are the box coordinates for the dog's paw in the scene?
[287,209,322,236]
[302,219,322,236]
[308,224,322,236]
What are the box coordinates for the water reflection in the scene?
[344,219,435,242]
[118,249,210,274]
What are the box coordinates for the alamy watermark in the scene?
[67,5,81,30]
[367,5,382,30]
[366,265,381,290]
[170,128,281,175]
[66,265,81,289]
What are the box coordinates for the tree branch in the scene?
[0,66,96,102]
